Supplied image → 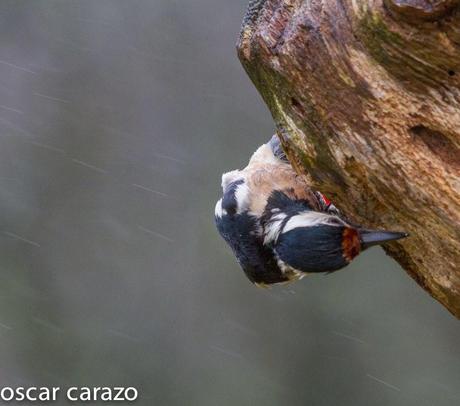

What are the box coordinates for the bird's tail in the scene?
[359,229,409,249]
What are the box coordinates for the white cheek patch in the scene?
[214,198,226,218]
[221,170,242,191]
[263,213,287,245]
[282,211,345,234]
[235,183,250,214]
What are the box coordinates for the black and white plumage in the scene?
[214,135,408,286]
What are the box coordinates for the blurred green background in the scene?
[0,1,458,405]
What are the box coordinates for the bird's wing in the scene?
[273,222,347,274]
[260,189,352,274]
[259,189,319,247]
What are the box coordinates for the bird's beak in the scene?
[359,229,409,250]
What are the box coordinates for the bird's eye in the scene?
[225,205,237,216]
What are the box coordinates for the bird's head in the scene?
[275,212,408,273]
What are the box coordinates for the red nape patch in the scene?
[342,228,361,262]
[320,193,331,206]
[317,192,331,207]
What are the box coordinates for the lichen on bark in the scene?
[237,0,460,317]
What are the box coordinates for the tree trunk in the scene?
[237,0,460,317]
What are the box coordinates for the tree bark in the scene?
[237,0,460,317]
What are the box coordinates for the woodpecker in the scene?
[214,135,408,286]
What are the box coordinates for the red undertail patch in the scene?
[342,228,361,262]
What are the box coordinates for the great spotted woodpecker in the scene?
[215,135,408,286]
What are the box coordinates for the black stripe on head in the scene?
[222,179,244,215]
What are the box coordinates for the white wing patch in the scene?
[282,211,345,234]
[263,212,287,245]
